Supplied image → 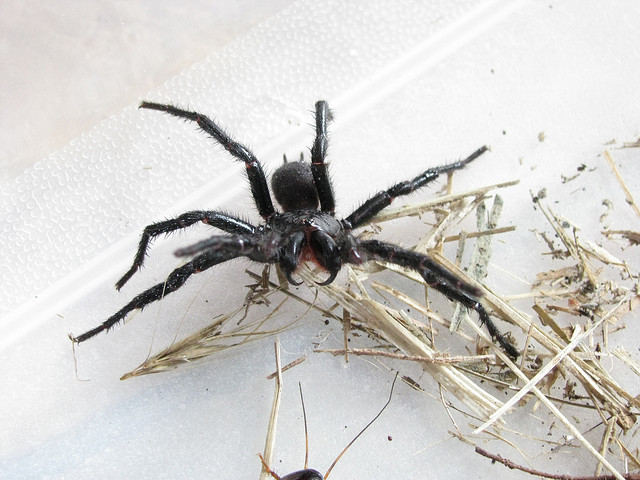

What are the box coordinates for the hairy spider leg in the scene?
[310,100,336,214]
[422,272,520,358]
[70,235,259,344]
[116,210,257,290]
[358,239,518,358]
[357,239,481,298]
[139,101,275,218]
[344,146,488,229]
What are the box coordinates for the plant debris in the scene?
[121,150,639,479]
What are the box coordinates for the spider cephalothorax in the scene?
[70,100,517,358]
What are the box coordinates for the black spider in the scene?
[70,100,517,358]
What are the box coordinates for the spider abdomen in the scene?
[271,161,319,212]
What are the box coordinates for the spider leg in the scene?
[356,240,481,296]
[344,146,488,229]
[356,239,518,358]
[140,101,275,218]
[310,100,336,213]
[70,235,259,344]
[116,210,257,290]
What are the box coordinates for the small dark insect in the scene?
[260,375,398,480]
[69,100,517,358]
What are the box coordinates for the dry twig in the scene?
[475,446,640,480]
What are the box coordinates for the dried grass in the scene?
[121,150,639,479]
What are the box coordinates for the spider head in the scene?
[271,160,319,212]
[280,469,324,480]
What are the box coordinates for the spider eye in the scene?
[271,162,319,212]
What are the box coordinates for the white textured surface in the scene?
[1,0,499,322]
[2,1,640,479]
[0,1,296,183]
